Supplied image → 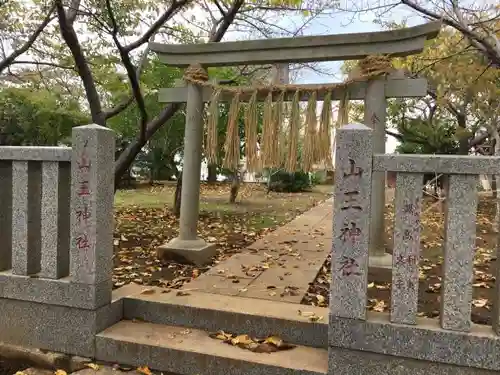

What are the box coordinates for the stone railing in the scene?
[329,123,500,372]
[0,124,115,310]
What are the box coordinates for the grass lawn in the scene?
[304,192,499,326]
[112,182,332,289]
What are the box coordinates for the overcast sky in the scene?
[202,3,431,153]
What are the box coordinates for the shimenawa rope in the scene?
[182,55,394,173]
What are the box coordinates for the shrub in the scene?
[267,170,312,193]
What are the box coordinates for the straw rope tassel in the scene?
[180,55,394,174]
[332,90,350,153]
[223,92,241,171]
[245,92,259,173]
[206,89,222,165]
[285,90,300,172]
[272,90,285,168]
[302,91,318,173]
[261,92,273,169]
[319,91,333,169]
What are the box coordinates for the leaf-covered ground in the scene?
[112,182,332,289]
[303,194,499,325]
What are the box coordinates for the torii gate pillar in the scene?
[157,80,216,266]
[365,79,392,268]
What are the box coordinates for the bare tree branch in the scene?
[0,3,56,74]
[9,60,74,70]
[114,0,245,181]
[123,0,191,52]
[102,1,190,121]
[400,0,500,66]
[213,0,227,17]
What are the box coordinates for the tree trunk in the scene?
[173,171,182,218]
[207,164,217,183]
[492,176,497,198]
[115,140,144,191]
[229,170,240,204]
[457,116,469,155]
[491,126,500,232]
[490,139,497,198]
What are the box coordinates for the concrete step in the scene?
[96,320,327,375]
[123,288,329,348]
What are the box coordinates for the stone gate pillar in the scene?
[364,79,392,268]
[158,69,216,266]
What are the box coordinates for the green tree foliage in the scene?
[107,58,186,181]
[0,87,87,145]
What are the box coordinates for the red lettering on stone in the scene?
[338,256,361,277]
[76,204,91,224]
[78,140,91,172]
[76,233,91,250]
[78,180,90,196]
[339,222,362,244]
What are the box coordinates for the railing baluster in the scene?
[391,172,423,324]
[0,161,12,271]
[40,161,70,279]
[440,174,477,331]
[11,161,30,275]
[12,161,42,275]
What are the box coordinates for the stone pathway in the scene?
[183,199,333,304]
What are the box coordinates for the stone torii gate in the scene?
[150,21,441,267]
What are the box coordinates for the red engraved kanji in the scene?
[76,204,91,224]
[78,140,91,172]
[339,221,362,244]
[338,256,361,277]
[78,180,90,197]
[76,233,91,250]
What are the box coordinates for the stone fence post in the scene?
[70,125,115,299]
[330,123,373,320]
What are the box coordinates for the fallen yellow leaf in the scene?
[473,298,488,308]
[309,315,324,322]
[137,366,153,375]
[85,363,100,371]
[231,334,254,346]
[372,300,387,312]
[297,310,315,317]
